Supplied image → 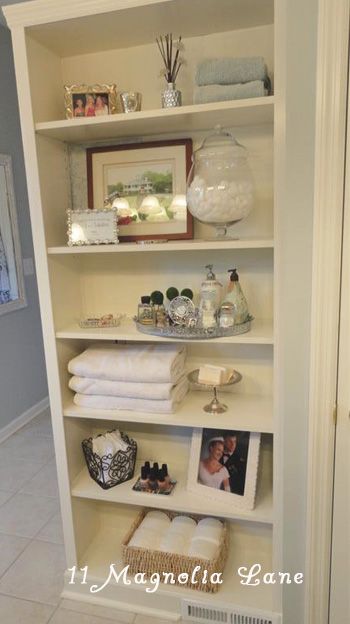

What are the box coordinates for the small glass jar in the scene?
[138,296,155,325]
[219,302,235,328]
[156,304,167,327]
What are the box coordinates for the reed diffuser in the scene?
[156,33,184,108]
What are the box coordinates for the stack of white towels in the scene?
[194,56,271,104]
[68,343,188,413]
[129,511,223,560]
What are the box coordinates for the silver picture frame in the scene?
[67,208,119,246]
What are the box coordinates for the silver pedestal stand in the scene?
[187,369,242,414]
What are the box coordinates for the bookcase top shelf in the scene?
[5,0,273,54]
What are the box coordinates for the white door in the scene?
[329,89,350,623]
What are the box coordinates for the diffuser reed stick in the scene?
[156,33,184,83]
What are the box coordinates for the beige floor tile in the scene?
[0,533,29,576]
[0,432,55,463]
[0,540,66,605]
[0,493,58,538]
[0,594,54,624]
[60,598,135,622]
[0,457,45,493]
[20,461,59,498]
[0,490,13,506]
[134,616,178,624]
[36,512,64,545]
[49,606,127,623]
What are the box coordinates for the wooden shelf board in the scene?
[36,98,274,143]
[48,237,274,255]
[77,517,274,612]
[63,391,274,433]
[72,460,273,524]
[56,318,274,344]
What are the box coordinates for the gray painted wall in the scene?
[0,24,47,428]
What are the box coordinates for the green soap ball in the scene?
[150,290,164,305]
[181,288,194,300]
[166,287,179,301]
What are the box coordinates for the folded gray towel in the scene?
[193,81,266,105]
[196,57,267,86]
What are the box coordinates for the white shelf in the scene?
[77,518,274,613]
[56,318,274,344]
[36,98,274,143]
[72,461,273,524]
[48,237,274,255]
[63,392,274,433]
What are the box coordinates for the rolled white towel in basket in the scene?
[68,343,186,383]
[69,374,187,400]
[73,375,189,413]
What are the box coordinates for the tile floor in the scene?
[0,410,180,623]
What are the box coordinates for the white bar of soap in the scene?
[198,364,233,385]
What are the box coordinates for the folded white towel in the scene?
[68,343,186,383]
[69,374,187,400]
[73,376,189,413]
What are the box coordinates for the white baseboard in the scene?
[0,396,50,444]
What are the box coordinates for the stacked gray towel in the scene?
[194,56,271,105]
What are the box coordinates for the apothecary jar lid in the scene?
[192,125,247,164]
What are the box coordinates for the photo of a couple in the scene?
[198,429,249,496]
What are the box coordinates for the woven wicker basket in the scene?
[121,509,229,593]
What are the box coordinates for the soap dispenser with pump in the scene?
[198,264,222,329]
[200,264,222,307]
[224,268,249,324]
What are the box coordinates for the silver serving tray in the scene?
[134,317,252,340]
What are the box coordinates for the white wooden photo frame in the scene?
[187,428,261,511]
[0,154,26,316]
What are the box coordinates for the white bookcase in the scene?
[5,0,283,621]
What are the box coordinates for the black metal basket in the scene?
[82,430,137,490]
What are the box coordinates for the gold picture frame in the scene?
[64,84,119,119]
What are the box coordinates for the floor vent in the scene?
[182,600,281,624]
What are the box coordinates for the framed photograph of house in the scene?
[0,154,26,316]
[187,428,261,511]
[86,139,193,242]
[64,84,118,119]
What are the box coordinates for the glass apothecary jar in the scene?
[186,127,255,239]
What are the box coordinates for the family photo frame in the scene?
[86,139,193,242]
[187,428,261,511]
[64,84,118,119]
